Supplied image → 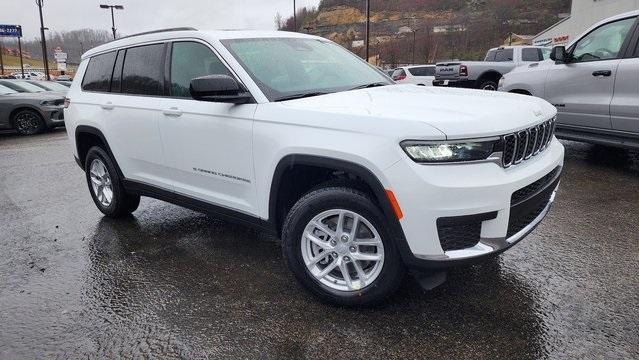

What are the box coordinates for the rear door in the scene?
[545,16,636,129]
[158,40,258,215]
[94,44,172,189]
[610,19,639,133]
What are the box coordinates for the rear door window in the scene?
[494,49,514,62]
[121,43,165,96]
[408,66,435,76]
[522,48,543,61]
[82,51,117,92]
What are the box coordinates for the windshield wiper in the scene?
[348,82,389,91]
[274,92,328,102]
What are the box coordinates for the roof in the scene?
[82,29,320,59]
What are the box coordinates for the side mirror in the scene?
[550,46,567,63]
[190,75,252,104]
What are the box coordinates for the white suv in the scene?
[65,28,564,306]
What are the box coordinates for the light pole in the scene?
[100,4,124,39]
[364,0,370,62]
[412,29,420,65]
[293,0,296,31]
[35,0,50,80]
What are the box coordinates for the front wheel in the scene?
[13,109,45,135]
[282,187,405,306]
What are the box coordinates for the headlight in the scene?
[40,100,57,106]
[401,140,499,163]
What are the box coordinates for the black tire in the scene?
[282,186,405,306]
[479,79,498,91]
[13,109,45,135]
[85,146,140,218]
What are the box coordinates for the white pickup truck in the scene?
[434,46,550,90]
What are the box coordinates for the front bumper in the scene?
[432,79,476,88]
[384,138,564,269]
[41,105,65,128]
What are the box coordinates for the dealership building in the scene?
[532,0,639,46]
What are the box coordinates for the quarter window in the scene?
[82,51,117,92]
[121,44,165,96]
[170,42,232,98]
[571,17,636,62]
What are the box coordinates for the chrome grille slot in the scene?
[499,117,556,168]
[514,131,528,164]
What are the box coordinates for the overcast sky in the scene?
[2,0,320,40]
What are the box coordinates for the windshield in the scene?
[0,84,18,95]
[9,81,47,93]
[222,37,391,101]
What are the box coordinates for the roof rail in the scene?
[111,27,197,42]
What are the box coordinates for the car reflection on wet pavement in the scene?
[1,130,637,359]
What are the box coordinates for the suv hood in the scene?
[278,84,556,139]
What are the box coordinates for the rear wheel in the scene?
[282,187,405,306]
[479,79,498,91]
[13,109,45,135]
[85,146,140,218]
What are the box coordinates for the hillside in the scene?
[281,0,571,65]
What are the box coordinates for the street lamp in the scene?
[100,4,124,39]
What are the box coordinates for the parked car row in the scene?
[0,79,66,135]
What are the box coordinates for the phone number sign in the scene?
[0,25,22,38]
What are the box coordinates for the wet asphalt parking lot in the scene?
[0,129,637,359]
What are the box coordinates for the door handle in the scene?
[162,107,182,117]
[100,102,114,110]
[592,70,612,77]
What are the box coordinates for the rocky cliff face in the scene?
[288,1,570,65]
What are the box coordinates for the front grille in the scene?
[501,117,556,168]
[511,167,561,205]
[437,212,497,251]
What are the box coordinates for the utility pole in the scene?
[100,4,124,39]
[36,0,51,80]
[18,34,25,78]
[412,29,420,65]
[0,38,4,75]
[293,0,297,31]
[365,0,370,62]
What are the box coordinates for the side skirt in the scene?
[122,179,277,234]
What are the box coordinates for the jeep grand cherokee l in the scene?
[65,28,564,306]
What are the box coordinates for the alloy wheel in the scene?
[89,159,113,207]
[301,209,385,292]
[15,112,41,134]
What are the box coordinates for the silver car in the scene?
[0,84,65,135]
[499,11,639,148]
